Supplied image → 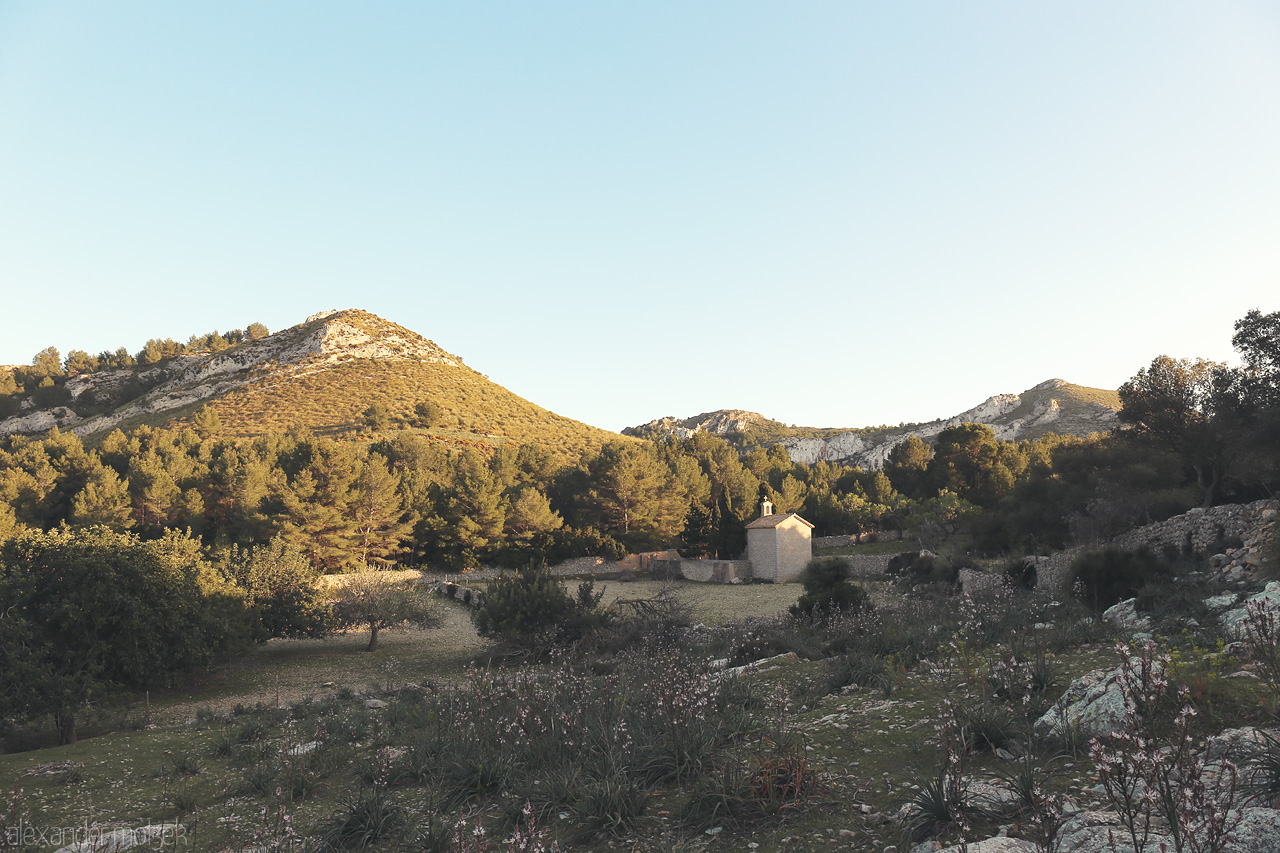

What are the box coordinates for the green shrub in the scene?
[361,403,390,430]
[1069,546,1175,609]
[550,526,627,562]
[472,563,610,647]
[412,400,443,428]
[320,792,405,850]
[790,557,870,617]
[221,538,334,641]
[886,550,959,586]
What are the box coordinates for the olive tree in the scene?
[330,567,439,651]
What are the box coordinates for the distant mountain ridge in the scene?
[625,379,1120,469]
[0,309,623,463]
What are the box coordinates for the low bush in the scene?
[886,550,960,587]
[956,703,1019,755]
[472,562,611,650]
[790,557,871,618]
[826,651,892,697]
[1069,546,1176,609]
[319,791,405,850]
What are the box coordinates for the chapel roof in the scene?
[744,512,815,530]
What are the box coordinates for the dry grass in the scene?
[200,358,625,465]
[148,578,803,726]
[145,602,487,726]
[599,578,801,623]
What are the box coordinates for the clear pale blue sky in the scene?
[2,3,1278,432]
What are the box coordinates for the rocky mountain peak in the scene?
[628,380,1121,469]
[1,308,470,439]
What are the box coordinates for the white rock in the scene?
[1205,592,1239,612]
[937,839,1038,853]
[1221,582,1280,640]
[1034,659,1161,741]
[1225,806,1280,852]
[1103,599,1152,632]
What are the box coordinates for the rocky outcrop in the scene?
[626,409,772,440]
[1053,807,1280,853]
[1102,598,1153,633]
[1053,809,1170,853]
[0,406,80,433]
[936,839,1039,853]
[1220,582,1280,641]
[781,380,1117,467]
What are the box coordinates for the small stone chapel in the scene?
[744,498,815,583]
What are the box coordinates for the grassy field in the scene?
[0,595,1132,853]
[6,563,1270,853]
[115,579,806,729]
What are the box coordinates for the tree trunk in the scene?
[367,623,379,652]
[57,708,77,745]
[1198,464,1221,508]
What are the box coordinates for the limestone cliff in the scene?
[627,379,1120,469]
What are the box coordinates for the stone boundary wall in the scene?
[431,580,484,609]
[813,535,859,549]
[843,554,897,577]
[548,556,609,576]
[650,559,753,583]
[813,531,906,549]
[1037,499,1278,595]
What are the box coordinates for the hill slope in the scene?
[0,309,622,463]
[627,379,1120,469]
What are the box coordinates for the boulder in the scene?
[1034,664,1137,741]
[1052,806,1280,852]
[1102,599,1152,632]
[1227,807,1280,852]
[1204,727,1272,764]
[714,652,799,681]
[364,699,389,709]
[965,780,1022,815]
[1221,583,1280,640]
[1053,810,1170,853]
[1205,592,1240,613]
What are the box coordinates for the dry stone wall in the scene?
[842,554,898,577]
[649,559,753,583]
[1037,499,1278,594]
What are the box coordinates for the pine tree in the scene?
[192,406,223,439]
[349,457,417,567]
[504,485,564,547]
[128,452,180,530]
[70,467,133,529]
